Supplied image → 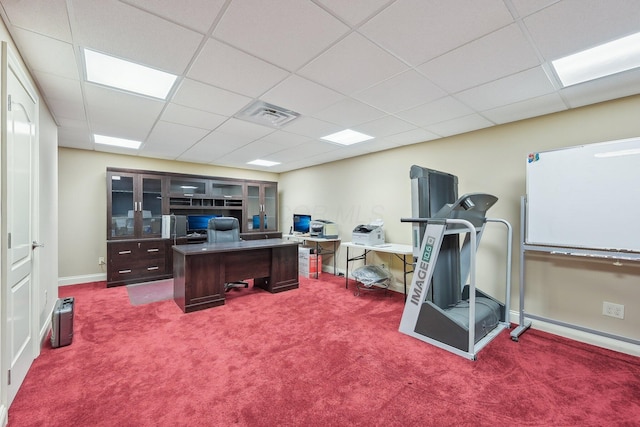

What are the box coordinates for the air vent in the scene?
[235,101,300,128]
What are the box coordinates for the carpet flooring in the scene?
[7,274,640,426]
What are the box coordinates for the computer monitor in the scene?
[187,214,217,233]
[293,214,311,233]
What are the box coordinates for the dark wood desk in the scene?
[172,238,299,313]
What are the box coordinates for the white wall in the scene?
[279,95,640,354]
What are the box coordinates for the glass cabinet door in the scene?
[246,184,262,231]
[246,183,277,232]
[263,184,277,231]
[141,175,164,237]
[109,173,135,238]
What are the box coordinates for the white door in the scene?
[1,44,38,406]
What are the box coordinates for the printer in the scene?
[352,221,385,246]
[309,219,339,239]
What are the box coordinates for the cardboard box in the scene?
[298,248,322,278]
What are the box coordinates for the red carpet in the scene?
[8,275,640,426]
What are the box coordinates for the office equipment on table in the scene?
[309,219,339,238]
[343,242,414,297]
[293,213,312,234]
[173,239,299,313]
[162,214,187,240]
[284,234,340,277]
[400,190,512,361]
[511,138,640,345]
[51,297,74,348]
[208,217,249,291]
[352,220,385,246]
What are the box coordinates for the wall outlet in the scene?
[98,256,105,266]
[602,301,624,319]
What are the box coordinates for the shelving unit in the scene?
[106,167,279,287]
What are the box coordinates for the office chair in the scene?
[207,217,249,292]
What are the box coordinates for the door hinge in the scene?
[8,232,11,249]
[8,369,11,385]
[7,94,11,111]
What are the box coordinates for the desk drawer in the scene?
[107,239,170,286]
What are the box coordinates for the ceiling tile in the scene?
[455,67,556,111]
[70,0,203,74]
[523,0,640,60]
[299,32,408,95]
[426,114,494,137]
[354,69,445,113]
[261,75,345,115]
[188,38,289,98]
[215,118,276,141]
[509,0,559,18]
[386,128,440,145]
[315,0,393,26]
[359,0,513,66]
[258,131,314,148]
[396,96,475,127]
[84,84,165,140]
[122,0,226,34]
[314,98,386,128]
[281,117,343,139]
[213,0,349,71]
[1,0,72,41]
[161,103,227,131]
[33,72,83,108]
[482,93,567,124]
[352,116,417,138]
[172,78,252,116]
[143,121,211,157]
[177,131,250,163]
[418,24,541,93]
[12,29,79,79]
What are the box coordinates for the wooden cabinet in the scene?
[246,182,278,233]
[106,167,279,287]
[107,171,166,239]
[107,239,170,287]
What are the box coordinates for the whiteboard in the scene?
[526,137,640,252]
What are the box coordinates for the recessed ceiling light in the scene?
[94,134,142,149]
[552,32,640,87]
[83,48,177,99]
[321,129,374,145]
[248,159,280,167]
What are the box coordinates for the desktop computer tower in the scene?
[51,297,74,348]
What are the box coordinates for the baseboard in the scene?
[508,310,640,357]
[58,273,106,287]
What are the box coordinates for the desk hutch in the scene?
[106,167,280,287]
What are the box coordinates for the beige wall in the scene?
[57,148,277,281]
[279,94,640,347]
[58,95,640,353]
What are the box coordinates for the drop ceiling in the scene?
[1,0,639,173]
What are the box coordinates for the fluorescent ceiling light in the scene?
[84,48,177,99]
[94,134,142,149]
[248,159,280,167]
[552,32,640,87]
[321,129,374,145]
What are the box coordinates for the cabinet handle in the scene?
[147,266,159,271]
[118,250,132,255]
[147,248,159,252]
[118,269,132,274]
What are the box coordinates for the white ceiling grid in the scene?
[0,0,638,172]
